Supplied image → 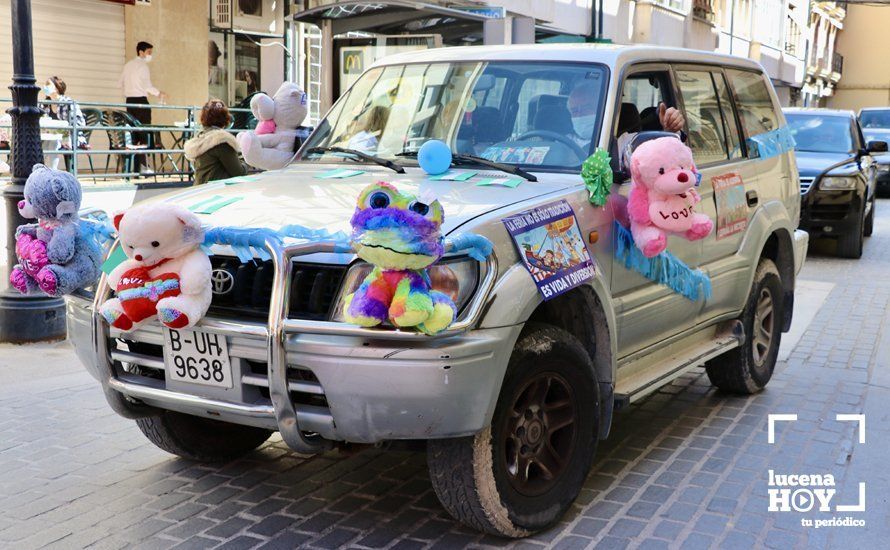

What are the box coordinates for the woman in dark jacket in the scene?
[184,99,246,185]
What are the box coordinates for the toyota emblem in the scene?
[211,269,235,295]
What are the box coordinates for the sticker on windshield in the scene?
[713,172,748,239]
[502,200,595,301]
[481,146,550,165]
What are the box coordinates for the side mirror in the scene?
[867,140,888,153]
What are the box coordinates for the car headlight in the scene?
[330,256,480,323]
[819,176,858,190]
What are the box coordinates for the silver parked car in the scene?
[67,44,808,536]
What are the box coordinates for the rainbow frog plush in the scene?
[343,182,456,335]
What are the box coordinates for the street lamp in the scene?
[0,0,65,342]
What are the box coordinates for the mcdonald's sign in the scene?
[342,49,364,75]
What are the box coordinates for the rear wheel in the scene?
[427,324,599,537]
[837,204,865,258]
[706,259,783,394]
[136,411,272,462]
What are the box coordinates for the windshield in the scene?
[786,114,853,154]
[860,110,890,129]
[302,61,608,172]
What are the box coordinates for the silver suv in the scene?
[68,45,807,537]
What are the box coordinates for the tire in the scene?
[864,198,875,237]
[427,324,599,537]
[837,204,865,258]
[136,411,272,462]
[705,259,783,394]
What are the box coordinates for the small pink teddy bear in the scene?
[627,137,713,258]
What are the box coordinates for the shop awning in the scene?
[289,1,575,44]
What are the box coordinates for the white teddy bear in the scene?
[236,82,309,171]
[100,203,212,332]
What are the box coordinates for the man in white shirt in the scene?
[118,41,166,174]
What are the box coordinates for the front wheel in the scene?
[837,205,865,258]
[136,411,272,462]
[706,259,783,394]
[427,324,599,537]
[864,198,875,237]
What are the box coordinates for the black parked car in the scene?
[784,108,888,258]
[859,107,890,195]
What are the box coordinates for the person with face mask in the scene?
[567,80,685,163]
[41,76,87,156]
[118,41,167,175]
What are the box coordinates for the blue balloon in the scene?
[418,140,452,175]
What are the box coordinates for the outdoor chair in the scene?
[63,107,102,174]
[104,109,149,178]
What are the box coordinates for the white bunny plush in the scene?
[236,82,308,171]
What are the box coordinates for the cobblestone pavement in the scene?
[3,203,890,550]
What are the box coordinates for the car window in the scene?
[620,73,671,133]
[472,76,507,109]
[726,69,779,159]
[514,78,563,135]
[302,61,608,171]
[785,113,854,154]
[713,73,743,160]
[860,110,890,129]
[675,70,729,165]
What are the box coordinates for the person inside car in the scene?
[567,80,685,165]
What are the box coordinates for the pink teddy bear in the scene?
[627,137,713,258]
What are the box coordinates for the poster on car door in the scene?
[713,172,748,240]
[502,200,595,301]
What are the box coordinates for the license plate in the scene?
[163,328,233,389]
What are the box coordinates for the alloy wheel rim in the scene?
[752,288,774,365]
[500,372,577,496]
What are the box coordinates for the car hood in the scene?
[794,151,858,178]
[146,163,577,247]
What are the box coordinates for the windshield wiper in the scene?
[305,146,405,174]
[396,151,537,182]
[452,154,537,182]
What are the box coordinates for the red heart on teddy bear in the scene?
[116,267,181,324]
[15,233,50,277]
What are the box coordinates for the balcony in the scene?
[807,51,843,84]
[831,52,844,76]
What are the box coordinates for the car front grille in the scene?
[800,177,814,194]
[110,336,332,434]
[208,256,347,321]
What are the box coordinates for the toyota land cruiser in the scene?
[67,45,808,537]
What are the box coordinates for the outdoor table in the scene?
[39,117,67,170]
[143,121,195,178]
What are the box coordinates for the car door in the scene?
[609,63,704,358]
[690,67,790,320]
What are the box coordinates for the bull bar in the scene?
[91,235,499,453]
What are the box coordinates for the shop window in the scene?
[234,35,261,103]
[209,32,228,103]
[676,70,729,165]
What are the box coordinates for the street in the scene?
[1,203,889,550]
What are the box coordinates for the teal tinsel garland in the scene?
[613,222,711,302]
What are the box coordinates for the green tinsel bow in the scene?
[581,149,613,207]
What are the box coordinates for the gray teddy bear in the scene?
[10,164,102,297]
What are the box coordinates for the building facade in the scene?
[596,0,809,106]
[802,1,845,107]
[827,3,890,112]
